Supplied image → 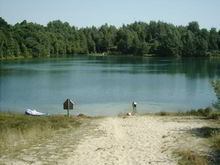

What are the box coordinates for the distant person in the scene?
[132,102,137,114]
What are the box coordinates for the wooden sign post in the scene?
[63,99,75,116]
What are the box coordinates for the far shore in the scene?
[1,52,220,61]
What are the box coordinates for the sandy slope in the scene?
[0,116,211,165]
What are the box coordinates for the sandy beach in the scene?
[0,115,215,165]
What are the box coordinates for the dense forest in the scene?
[0,17,220,59]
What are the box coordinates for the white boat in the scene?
[25,109,46,116]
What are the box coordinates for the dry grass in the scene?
[176,150,209,165]
[155,108,214,117]
[118,108,220,120]
[138,109,220,164]
[141,108,220,119]
[178,125,220,164]
[211,133,220,149]
[209,129,220,164]
[0,112,83,155]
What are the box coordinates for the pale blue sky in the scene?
[0,0,219,29]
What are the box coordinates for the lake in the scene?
[0,56,219,116]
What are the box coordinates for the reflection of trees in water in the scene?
[171,58,219,79]
[97,56,220,79]
[1,56,219,79]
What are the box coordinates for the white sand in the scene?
[1,116,210,165]
[63,116,208,165]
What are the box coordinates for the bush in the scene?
[209,113,220,120]
[187,108,212,117]
[212,80,220,110]
[158,111,169,116]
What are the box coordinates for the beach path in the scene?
[64,116,208,165]
[0,116,210,165]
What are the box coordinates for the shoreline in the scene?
[1,53,220,61]
[1,106,219,117]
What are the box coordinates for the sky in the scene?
[0,0,220,29]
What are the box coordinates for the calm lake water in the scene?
[0,56,220,115]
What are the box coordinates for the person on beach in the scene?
[132,102,137,114]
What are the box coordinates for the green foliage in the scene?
[187,107,213,117]
[187,21,200,33]
[212,80,220,109]
[156,108,214,117]
[0,17,220,59]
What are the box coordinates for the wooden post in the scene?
[67,108,70,117]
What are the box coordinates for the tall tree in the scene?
[209,28,219,50]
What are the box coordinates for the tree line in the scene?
[0,17,220,59]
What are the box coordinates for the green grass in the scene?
[0,112,83,155]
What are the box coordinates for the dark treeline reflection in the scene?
[87,56,220,79]
[1,56,219,79]
[0,17,220,59]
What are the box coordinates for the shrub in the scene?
[212,80,220,110]
[158,111,169,116]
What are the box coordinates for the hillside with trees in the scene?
[0,17,220,59]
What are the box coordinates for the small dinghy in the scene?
[25,109,46,116]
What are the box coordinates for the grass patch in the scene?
[119,108,220,119]
[203,128,220,163]
[0,112,83,155]
[211,133,220,149]
[153,107,220,118]
[156,111,172,116]
[191,127,220,138]
[189,126,220,164]
[176,150,209,165]
[186,108,213,117]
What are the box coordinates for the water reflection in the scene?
[0,56,219,115]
